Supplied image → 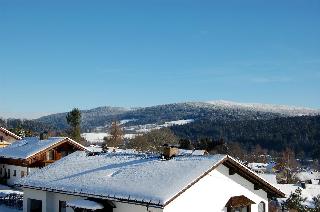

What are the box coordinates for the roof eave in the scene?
[224,156,286,198]
[19,184,165,208]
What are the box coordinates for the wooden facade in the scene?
[0,127,22,148]
[0,138,86,168]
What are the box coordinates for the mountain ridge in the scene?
[34,100,320,131]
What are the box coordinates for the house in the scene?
[0,136,87,186]
[295,171,320,184]
[18,148,285,212]
[248,162,276,174]
[0,127,22,148]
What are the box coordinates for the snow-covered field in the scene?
[81,133,136,143]
[82,119,194,143]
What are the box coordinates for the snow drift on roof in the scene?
[19,151,226,205]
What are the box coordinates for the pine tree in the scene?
[312,195,320,212]
[66,108,82,141]
[283,188,308,211]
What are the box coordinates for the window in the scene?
[21,171,25,177]
[258,201,266,212]
[226,195,254,212]
[28,198,42,212]
[47,150,55,160]
[59,201,66,212]
[13,170,16,177]
[0,135,3,142]
[229,206,250,212]
[7,169,10,179]
[0,168,2,175]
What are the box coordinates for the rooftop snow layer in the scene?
[19,151,226,205]
[0,137,68,159]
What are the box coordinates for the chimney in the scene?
[163,144,179,159]
[40,132,49,140]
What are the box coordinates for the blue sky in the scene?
[1,0,320,118]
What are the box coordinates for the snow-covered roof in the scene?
[295,171,320,182]
[19,151,227,206]
[0,127,22,140]
[19,151,285,206]
[178,149,207,156]
[0,137,86,160]
[66,199,104,210]
[277,184,320,207]
[259,174,278,185]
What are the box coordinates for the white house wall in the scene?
[23,188,163,212]
[0,164,29,186]
[113,202,162,212]
[164,164,268,212]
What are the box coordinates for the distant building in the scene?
[0,127,22,148]
[19,148,284,212]
[0,136,87,186]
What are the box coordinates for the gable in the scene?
[26,138,87,166]
[0,137,87,161]
[222,157,285,198]
[0,127,22,141]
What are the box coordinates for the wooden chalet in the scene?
[0,127,22,148]
[0,136,87,186]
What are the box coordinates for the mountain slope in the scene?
[35,100,320,131]
[37,106,129,131]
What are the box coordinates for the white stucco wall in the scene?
[0,164,40,186]
[0,164,30,186]
[23,188,163,212]
[164,164,268,212]
[23,188,83,212]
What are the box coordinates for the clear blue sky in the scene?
[1,0,320,118]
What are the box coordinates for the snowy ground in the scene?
[82,133,136,143]
[82,119,194,143]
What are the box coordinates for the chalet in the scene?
[0,136,87,186]
[0,127,22,148]
[18,148,285,212]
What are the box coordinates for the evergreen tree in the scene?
[66,108,82,141]
[282,188,308,211]
[312,195,320,212]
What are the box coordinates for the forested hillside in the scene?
[171,115,320,158]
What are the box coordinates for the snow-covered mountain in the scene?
[205,100,320,116]
[36,100,320,132]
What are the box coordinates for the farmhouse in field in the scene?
[18,148,285,212]
[0,127,22,148]
[0,136,87,186]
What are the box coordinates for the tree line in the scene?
[171,115,320,160]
